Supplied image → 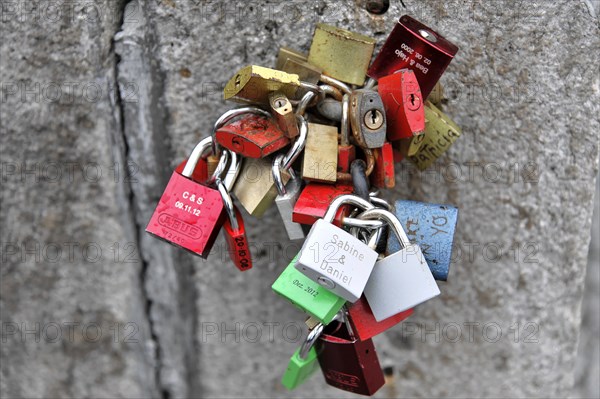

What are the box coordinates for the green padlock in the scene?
[281,322,325,390]
[272,256,345,324]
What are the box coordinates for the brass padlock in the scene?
[233,157,290,217]
[301,122,338,183]
[408,101,462,170]
[269,92,299,138]
[307,23,376,86]
[224,65,301,104]
[276,47,308,70]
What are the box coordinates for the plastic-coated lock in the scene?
[349,89,387,149]
[359,208,440,321]
[370,142,395,189]
[281,320,333,390]
[295,195,379,303]
[387,200,458,281]
[146,138,225,258]
[292,183,353,226]
[316,319,385,396]
[215,114,290,159]
[223,65,301,104]
[367,15,459,99]
[272,255,346,324]
[378,69,426,141]
[408,101,461,170]
[347,296,413,341]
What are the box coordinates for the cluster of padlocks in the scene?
[146,15,461,396]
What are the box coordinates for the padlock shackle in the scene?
[223,151,242,191]
[205,149,230,186]
[295,91,317,117]
[216,178,239,232]
[369,194,393,211]
[319,84,343,101]
[281,115,307,171]
[272,154,287,196]
[211,107,271,155]
[319,74,352,95]
[341,94,350,146]
[298,311,342,360]
[358,208,410,249]
[181,136,213,178]
[322,194,375,223]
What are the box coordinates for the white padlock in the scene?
[359,208,440,321]
[295,195,379,303]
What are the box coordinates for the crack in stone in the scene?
[110,1,169,398]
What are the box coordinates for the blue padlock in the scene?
[387,200,458,281]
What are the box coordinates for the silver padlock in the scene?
[350,89,387,149]
[273,154,305,241]
[295,195,379,303]
[358,208,440,322]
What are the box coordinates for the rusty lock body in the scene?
[215,113,290,158]
[146,137,226,258]
[350,89,387,149]
[224,65,301,104]
[378,69,425,141]
[370,142,395,189]
[308,23,376,86]
[368,15,459,99]
[269,92,299,138]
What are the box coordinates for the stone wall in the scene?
[1,1,599,397]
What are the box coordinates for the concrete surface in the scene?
[1,0,599,398]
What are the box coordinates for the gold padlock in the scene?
[224,65,300,104]
[275,47,308,70]
[233,157,290,217]
[301,122,338,183]
[307,23,376,86]
[269,92,299,138]
[408,101,462,170]
[206,153,221,177]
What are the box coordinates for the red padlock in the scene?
[146,138,225,258]
[215,114,290,158]
[292,183,353,226]
[368,15,459,99]
[174,158,208,183]
[317,318,385,396]
[378,69,425,141]
[347,296,413,341]
[370,142,395,189]
[217,179,252,271]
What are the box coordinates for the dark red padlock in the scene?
[217,179,252,271]
[317,320,385,396]
[370,142,395,189]
[378,69,425,141]
[368,15,459,99]
[215,114,290,158]
[292,183,353,226]
[146,138,225,258]
[347,296,413,341]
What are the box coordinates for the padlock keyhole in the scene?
[234,74,241,87]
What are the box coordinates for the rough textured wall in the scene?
[1,1,599,398]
